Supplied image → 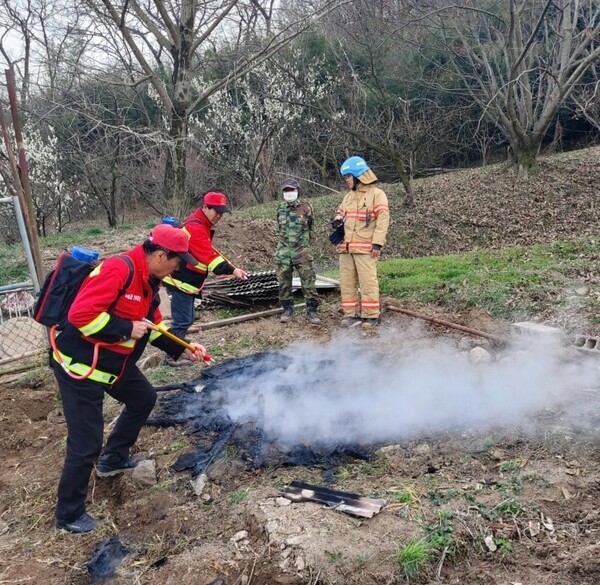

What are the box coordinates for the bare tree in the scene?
[83,0,348,214]
[415,0,600,178]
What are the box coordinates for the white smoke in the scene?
[219,327,600,446]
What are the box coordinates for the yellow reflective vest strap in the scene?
[208,256,225,272]
[162,275,201,294]
[148,320,171,343]
[52,350,119,385]
[79,311,111,336]
[149,329,162,343]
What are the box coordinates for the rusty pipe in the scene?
[385,305,509,345]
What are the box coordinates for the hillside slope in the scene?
[210,146,600,272]
[376,146,600,259]
[23,145,600,278]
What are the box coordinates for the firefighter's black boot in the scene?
[280,300,294,323]
[306,300,320,325]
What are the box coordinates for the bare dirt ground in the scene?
[4,149,600,584]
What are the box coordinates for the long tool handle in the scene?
[143,318,213,362]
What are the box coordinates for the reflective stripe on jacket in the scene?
[335,183,390,254]
[163,209,234,294]
[55,245,183,384]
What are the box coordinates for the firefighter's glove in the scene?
[371,244,382,259]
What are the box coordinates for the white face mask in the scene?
[283,190,298,202]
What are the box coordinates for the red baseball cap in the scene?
[202,191,230,213]
[149,223,198,266]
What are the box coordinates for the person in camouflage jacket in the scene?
[275,178,320,324]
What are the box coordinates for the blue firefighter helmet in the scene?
[340,156,370,178]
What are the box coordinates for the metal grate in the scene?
[0,286,46,364]
[200,271,280,308]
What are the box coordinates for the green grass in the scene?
[229,488,249,504]
[395,538,431,581]
[498,458,522,472]
[494,537,513,555]
[0,242,31,283]
[376,238,600,318]
[387,488,416,504]
[424,511,465,560]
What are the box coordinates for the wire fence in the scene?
[0,285,47,366]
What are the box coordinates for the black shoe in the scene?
[96,454,139,477]
[280,302,294,323]
[56,512,99,534]
[341,317,361,328]
[361,318,379,329]
[306,309,320,325]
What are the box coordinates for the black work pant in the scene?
[53,363,157,523]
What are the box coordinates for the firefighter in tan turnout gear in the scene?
[334,156,390,329]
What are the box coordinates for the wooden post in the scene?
[5,66,45,282]
[386,305,509,345]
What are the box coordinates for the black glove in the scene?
[331,218,344,229]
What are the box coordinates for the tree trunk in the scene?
[165,11,194,214]
[509,136,541,180]
[390,153,413,206]
[164,107,189,215]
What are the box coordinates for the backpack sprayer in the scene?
[142,319,213,364]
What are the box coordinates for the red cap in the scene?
[202,191,230,213]
[149,223,198,266]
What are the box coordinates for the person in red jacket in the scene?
[53,223,209,534]
[163,191,247,365]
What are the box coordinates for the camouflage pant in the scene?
[276,262,319,305]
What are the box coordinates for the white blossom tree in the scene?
[189,52,337,203]
[84,0,348,213]
[0,121,83,239]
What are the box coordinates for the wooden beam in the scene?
[189,304,307,332]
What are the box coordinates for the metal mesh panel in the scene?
[0,286,47,364]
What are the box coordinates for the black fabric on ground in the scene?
[87,537,130,582]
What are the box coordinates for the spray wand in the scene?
[142,318,213,364]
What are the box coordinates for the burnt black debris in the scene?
[147,351,376,475]
[171,424,237,478]
[87,536,130,582]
